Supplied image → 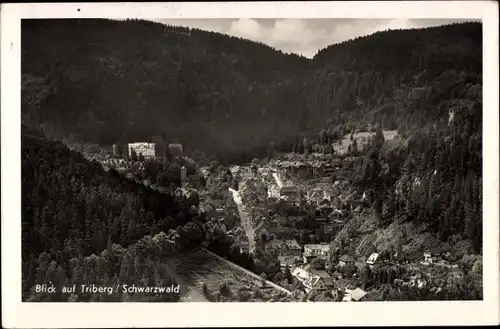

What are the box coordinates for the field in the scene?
[167,247,293,302]
[333,130,399,155]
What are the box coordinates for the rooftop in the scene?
[340,254,355,262]
[284,239,302,249]
[281,185,298,193]
[266,239,284,249]
[350,287,367,301]
[304,244,330,252]
[366,253,379,265]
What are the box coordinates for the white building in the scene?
[303,244,330,257]
[181,166,188,182]
[128,142,155,160]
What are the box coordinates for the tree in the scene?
[311,257,325,270]
[260,272,268,287]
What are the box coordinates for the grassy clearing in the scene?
[168,248,292,302]
[333,130,399,155]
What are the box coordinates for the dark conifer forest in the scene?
[21,19,483,301]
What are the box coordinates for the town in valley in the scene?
[21,18,483,302]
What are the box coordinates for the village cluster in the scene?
[85,134,459,302]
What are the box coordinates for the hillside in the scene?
[22,20,481,163]
[21,124,261,301]
[21,18,309,162]
[22,125,198,301]
[282,22,482,139]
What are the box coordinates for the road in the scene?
[228,187,256,253]
[272,171,283,188]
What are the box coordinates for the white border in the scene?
[1,2,499,328]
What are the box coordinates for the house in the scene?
[339,254,355,267]
[278,256,303,269]
[291,267,335,293]
[265,238,302,257]
[366,253,379,268]
[280,185,299,199]
[128,142,156,160]
[350,287,367,301]
[304,244,330,257]
[309,276,331,292]
[265,239,285,254]
[422,247,442,264]
[342,289,353,302]
[282,239,303,257]
[309,268,330,278]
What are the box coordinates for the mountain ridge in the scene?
[22,19,481,162]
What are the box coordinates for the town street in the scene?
[228,187,256,253]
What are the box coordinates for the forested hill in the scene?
[21,124,207,301]
[313,23,481,73]
[279,22,482,137]
[22,19,481,162]
[21,18,309,161]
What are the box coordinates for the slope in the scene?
[21,18,309,161]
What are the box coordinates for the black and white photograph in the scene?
[2,1,499,327]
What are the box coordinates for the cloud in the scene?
[228,19,262,39]
[149,18,477,58]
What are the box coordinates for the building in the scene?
[422,247,443,265]
[181,166,188,182]
[342,287,367,302]
[304,244,330,258]
[350,287,367,301]
[339,254,355,267]
[112,144,119,156]
[278,256,303,269]
[168,143,183,156]
[280,185,299,199]
[282,239,303,257]
[423,251,432,264]
[291,266,335,293]
[265,238,302,257]
[128,142,155,160]
[264,239,285,254]
[366,253,379,268]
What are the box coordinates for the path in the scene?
[272,171,283,188]
[228,187,256,253]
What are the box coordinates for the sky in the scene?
[149,18,475,58]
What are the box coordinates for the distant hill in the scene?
[22,19,481,161]
[21,18,309,162]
